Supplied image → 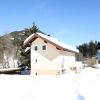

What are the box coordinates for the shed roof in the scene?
[24,32,79,53]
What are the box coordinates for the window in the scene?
[35,59,37,63]
[42,45,46,50]
[34,46,38,51]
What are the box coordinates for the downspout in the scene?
[61,57,65,74]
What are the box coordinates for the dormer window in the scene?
[34,46,38,51]
[42,45,46,50]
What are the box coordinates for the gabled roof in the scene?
[23,32,79,53]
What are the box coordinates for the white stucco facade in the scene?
[31,38,77,75]
[23,32,79,75]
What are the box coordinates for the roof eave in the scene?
[23,34,38,46]
[64,48,79,54]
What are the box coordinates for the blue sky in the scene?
[0,0,100,47]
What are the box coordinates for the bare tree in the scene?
[0,33,17,68]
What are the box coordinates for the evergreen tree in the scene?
[77,40,100,59]
[19,23,39,68]
[89,41,96,57]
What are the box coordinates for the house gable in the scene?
[31,37,60,61]
[23,32,80,75]
[24,34,64,50]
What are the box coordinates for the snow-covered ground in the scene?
[0,67,100,100]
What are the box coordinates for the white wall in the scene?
[31,38,62,74]
[31,38,76,74]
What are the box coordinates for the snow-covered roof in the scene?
[24,34,34,45]
[24,32,79,53]
[25,47,31,52]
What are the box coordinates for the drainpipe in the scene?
[61,58,65,74]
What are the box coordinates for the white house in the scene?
[24,32,79,75]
